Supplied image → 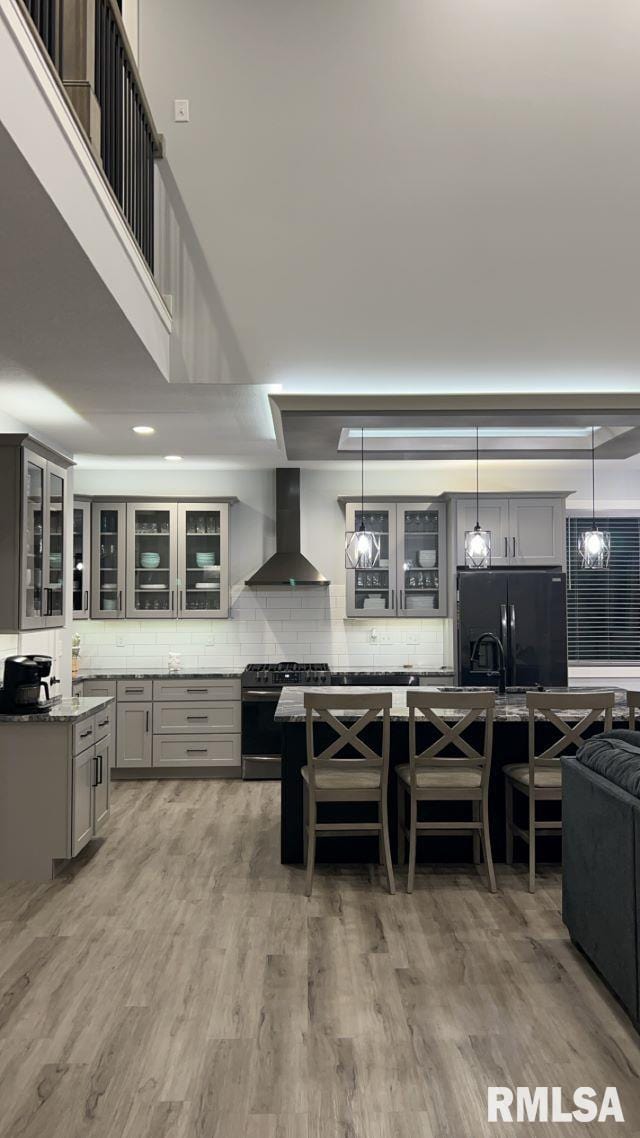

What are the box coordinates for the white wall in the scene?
[72,459,640,673]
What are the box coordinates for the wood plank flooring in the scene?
[0,780,639,1137]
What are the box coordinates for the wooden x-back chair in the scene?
[397,690,497,893]
[627,691,640,730]
[302,691,395,897]
[505,690,615,892]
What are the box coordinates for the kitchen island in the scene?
[0,695,114,880]
[277,685,628,866]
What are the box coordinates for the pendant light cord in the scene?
[592,425,596,530]
[361,426,364,519]
[476,426,480,527]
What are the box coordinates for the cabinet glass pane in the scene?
[25,461,44,621]
[402,509,440,614]
[98,508,121,614]
[73,508,86,613]
[48,473,64,617]
[133,509,172,613]
[183,508,221,612]
[353,509,392,612]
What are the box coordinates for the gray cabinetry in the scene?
[116,702,152,767]
[73,500,91,619]
[72,744,94,857]
[93,735,111,830]
[177,503,230,619]
[0,437,71,632]
[126,501,178,619]
[454,495,567,569]
[344,500,447,617]
[91,503,127,619]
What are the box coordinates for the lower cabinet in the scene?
[72,733,113,858]
[117,702,152,767]
[153,734,241,768]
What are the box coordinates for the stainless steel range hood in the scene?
[246,468,329,587]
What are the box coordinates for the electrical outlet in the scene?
[406,633,420,645]
[378,633,392,645]
[174,98,190,122]
[116,635,125,648]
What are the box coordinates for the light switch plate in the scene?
[174,98,190,123]
[406,633,420,645]
[116,635,125,648]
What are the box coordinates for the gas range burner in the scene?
[242,662,331,688]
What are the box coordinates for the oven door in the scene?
[242,689,282,779]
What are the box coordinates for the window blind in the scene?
[566,516,640,662]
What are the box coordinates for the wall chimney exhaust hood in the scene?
[246,468,329,587]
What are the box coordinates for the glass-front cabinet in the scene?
[396,503,444,617]
[345,503,396,615]
[20,449,67,630]
[91,503,127,619]
[345,500,447,618]
[126,502,178,619]
[73,501,91,618]
[178,503,229,618]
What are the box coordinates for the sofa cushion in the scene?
[576,729,640,798]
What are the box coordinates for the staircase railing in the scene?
[19,0,163,273]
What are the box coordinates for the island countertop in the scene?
[275,684,630,723]
[0,696,113,724]
[76,668,244,680]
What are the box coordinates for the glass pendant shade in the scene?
[465,523,492,569]
[345,526,380,569]
[578,527,610,570]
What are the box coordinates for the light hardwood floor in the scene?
[0,780,639,1138]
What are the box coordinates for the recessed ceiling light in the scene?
[164,454,182,462]
[132,425,155,435]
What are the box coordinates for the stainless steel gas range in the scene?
[241,662,332,779]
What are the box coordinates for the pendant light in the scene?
[464,427,492,569]
[345,428,380,569]
[579,426,610,569]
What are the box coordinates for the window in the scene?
[566,516,640,662]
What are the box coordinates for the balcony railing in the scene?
[20,0,162,272]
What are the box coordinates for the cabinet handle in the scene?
[186,715,208,721]
[92,755,99,788]
[512,536,516,558]
[390,589,395,610]
[504,537,508,558]
[98,718,108,728]
[146,710,150,732]
[126,687,144,693]
[80,728,92,739]
[186,688,208,694]
[186,748,207,754]
[99,754,103,784]
[400,589,404,609]
[118,591,122,612]
[84,589,89,613]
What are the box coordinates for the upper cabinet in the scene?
[85,499,232,620]
[344,500,447,618]
[453,496,567,569]
[0,437,72,632]
[73,501,91,619]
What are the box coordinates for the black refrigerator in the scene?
[457,567,568,689]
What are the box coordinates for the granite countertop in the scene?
[0,695,114,724]
[274,684,630,723]
[330,668,454,677]
[76,668,244,680]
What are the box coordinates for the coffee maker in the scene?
[0,655,54,713]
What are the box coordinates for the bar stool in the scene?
[627,691,640,729]
[302,691,395,897]
[505,690,614,893]
[396,690,497,893]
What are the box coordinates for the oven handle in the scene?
[242,689,281,702]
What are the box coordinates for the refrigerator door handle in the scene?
[500,603,508,651]
[509,603,517,684]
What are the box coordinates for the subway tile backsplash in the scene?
[73,586,451,671]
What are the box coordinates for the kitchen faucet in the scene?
[470,632,506,695]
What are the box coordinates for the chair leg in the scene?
[528,790,536,894]
[380,797,396,895]
[472,801,481,865]
[505,780,514,865]
[481,794,497,894]
[407,793,418,894]
[305,795,317,897]
[397,782,406,866]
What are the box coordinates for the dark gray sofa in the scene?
[562,730,640,1029]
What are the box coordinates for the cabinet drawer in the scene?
[94,702,114,742]
[152,678,240,702]
[153,701,241,735]
[83,680,117,699]
[73,717,95,754]
[117,680,153,702]
[153,734,241,767]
